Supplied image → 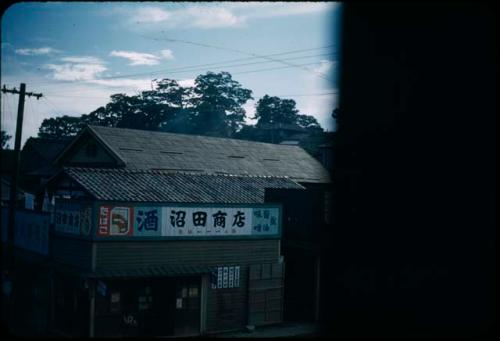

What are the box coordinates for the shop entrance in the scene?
[94,276,201,337]
[174,278,201,336]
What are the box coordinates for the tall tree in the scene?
[296,114,323,131]
[254,95,299,127]
[1,130,11,149]
[189,72,253,137]
[38,115,85,139]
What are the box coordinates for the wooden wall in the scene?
[94,239,281,332]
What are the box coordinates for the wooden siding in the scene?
[51,235,93,271]
[63,134,117,166]
[95,239,280,332]
[248,263,285,326]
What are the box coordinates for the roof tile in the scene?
[64,167,304,204]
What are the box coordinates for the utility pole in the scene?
[1,83,42,331]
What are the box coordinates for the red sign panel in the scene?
[98,206,133,236]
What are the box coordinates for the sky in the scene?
[1,2,341,148]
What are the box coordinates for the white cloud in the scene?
[298,59,338,131]
[124,2,337,31]
[60,56,103,64]
[159,49,174,60]
[177,78,195,88]
[14,47,61,55]
[110,50,174,66]
[88,78,152,89]
[181,6,243,29]
[44,63,107,81]
[44,56,107,81]
[132,7,171,23]
[127,5,244,30]
[228,2,338,20]
[312,59,335,74]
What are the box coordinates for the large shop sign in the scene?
[97,205,280,238]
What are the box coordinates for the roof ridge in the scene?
[64,166,294,180]
[88,124,304,149]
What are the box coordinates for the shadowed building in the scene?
[5,125,331,337]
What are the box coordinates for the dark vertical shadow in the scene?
[323,3,496,338]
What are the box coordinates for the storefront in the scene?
[47,168,297,337]
[90,275,201,337]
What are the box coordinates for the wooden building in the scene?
[37,125,330,337]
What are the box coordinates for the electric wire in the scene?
[146,35,335,81]
[26,45,335,87]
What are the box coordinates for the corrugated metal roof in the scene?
[64,167,304,204]
[86,125,330,183]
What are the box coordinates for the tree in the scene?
[254,95,299,127]
[38,115,85,139]
[296,114,323,132]
[80,79,195,132]
[245,94,324,143]
[1,130,11,149]
[189,72,253,137]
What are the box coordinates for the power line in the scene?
[257,92,338,98]
[38,51,332,93]
[43,94,110,99]
[39,91,338,101]
[232,61,326,76]
[37,59,331,97]
[27,45,336,88]
[145,35,335,81]
[42,96,65,114]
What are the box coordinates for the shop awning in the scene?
[87,264,214,279]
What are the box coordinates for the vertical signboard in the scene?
[98,206,133,236]
[217,267,223,289]
[211,265,241,290]
[234,266,240,288]
[223,267,229,288]
[252,207,280,236]
[228,266,234,288]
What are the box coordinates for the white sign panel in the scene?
[217,267,223,288]
[234,266,240,288]
[223,267,229,288]
[162,207,253,237]
[211,265,240,290]
[229,266,234,288]
[97,205,280,239]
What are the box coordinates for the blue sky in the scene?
[1,2,341,147]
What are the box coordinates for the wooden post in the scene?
[314,256,321,323]
[200,275,208,335]
[89,280,95,338]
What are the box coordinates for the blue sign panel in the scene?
[252,208,280,235]
[1,208,50,256]
[134,207,162,237]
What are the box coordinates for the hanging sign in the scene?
[211,265,241,290]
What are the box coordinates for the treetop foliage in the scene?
[37,71,330,155]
